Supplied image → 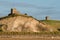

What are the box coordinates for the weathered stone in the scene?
[0,8,56,32]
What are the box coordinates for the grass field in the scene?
[40,20,60,31]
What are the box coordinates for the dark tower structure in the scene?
[45,16,50,20]
[8,8,19,16]
[11,8,17,14]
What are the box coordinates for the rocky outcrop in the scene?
[0,16,38,32]
[0,14,50,32]
[0,8,56,32]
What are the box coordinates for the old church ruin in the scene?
[8,8,20,16]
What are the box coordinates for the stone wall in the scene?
[8,8,20,16]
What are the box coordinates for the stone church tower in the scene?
[11,8,17,14]
[11,8,18,14]
[8,8,20,16]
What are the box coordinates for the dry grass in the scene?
[0,35,60,40]
[40,20,60,31]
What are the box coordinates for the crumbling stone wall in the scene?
[8,8,20,16]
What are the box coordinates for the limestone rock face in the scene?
[0,8,56,32]
[0,15,56,32]
[0,16,42,32]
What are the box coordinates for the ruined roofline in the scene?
[8,8,20,16]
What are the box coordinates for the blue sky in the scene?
[0,0,60,20]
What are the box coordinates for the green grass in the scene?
[41,20,60,26]
[41,20,60,24]
[40,20,60,31]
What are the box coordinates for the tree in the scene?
[24,13,27,15]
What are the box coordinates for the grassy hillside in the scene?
[41,20,60,31]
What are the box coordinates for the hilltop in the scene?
[0,8,59,32]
